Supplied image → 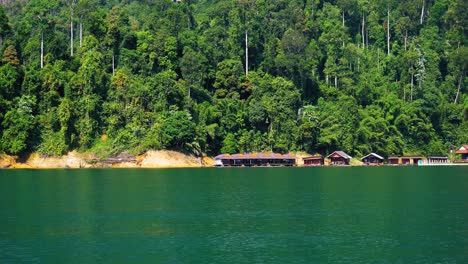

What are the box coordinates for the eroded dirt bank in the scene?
[0,150,214,169]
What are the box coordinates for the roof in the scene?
[303,155,324,160]
[388,156,424,159]
[427,156,449,159]
[215,152,296,160]
[361,153,384,161]
[326,151,352,160]
[400,156,424,159]
[455,145,468,154]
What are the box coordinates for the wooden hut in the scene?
[389,156,423,165]
[214,153,296,167]
[402,156,423,165]
[303,156,324,166]
[388,156,400,165]
[455,145,468,162]
[426,156,450,164]
[326,151,352,165]
[361,153,384,165]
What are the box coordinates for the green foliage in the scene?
[161,111,196,150]
[1,96,36,154]
[0,0,465,158]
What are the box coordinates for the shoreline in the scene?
[0,150,215,169]
[1,152,467,169]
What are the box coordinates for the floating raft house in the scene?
[215,153,296,167]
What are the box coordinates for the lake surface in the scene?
[0,167,467,263]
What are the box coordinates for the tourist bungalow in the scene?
[361,153,384,165]
[454,145,468,163]
[403,156,423,165]
[326,151,352,165]
[214,153,296,167]
[426,156,450,164]
[302,155,324,166]
[388,156,399,165]
[387,156,424,165]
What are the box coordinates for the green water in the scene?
[0,167,467,263]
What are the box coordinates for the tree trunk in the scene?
[362,15,365,49]
[40,31,44,68]
[334,76,337,88]
[342,11,345,47]
[245,29,248,76]
[420,1,425,24]
[326,74,329,86]
[112,55,115,76]
[454,71,465,104]
[387,8,390,56]
[70,19,74,56]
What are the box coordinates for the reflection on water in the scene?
[0,167,467,263]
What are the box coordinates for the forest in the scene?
[0,0,466,158]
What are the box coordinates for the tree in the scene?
[0,5,11,48]
[1,96,36,154]
[162,110,196,150]
[23,0,59,68]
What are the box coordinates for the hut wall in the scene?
[330,157,349,165]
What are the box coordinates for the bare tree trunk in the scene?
[387,7,390,56]
[326,74,329,86]
[334,76,337,88]
[362,15,365,49]
[112,55,115,76]
[342,11,345,47]
[245,29,248,76]
[68,1,76,55]
[420,0,425,24]
[40,31,44,68]
[342,11,345,27]
[454,71,465,104]
[70,19,74,56]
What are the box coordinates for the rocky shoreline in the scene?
[0,150,214,169]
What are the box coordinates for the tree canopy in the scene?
[0,0,466,157]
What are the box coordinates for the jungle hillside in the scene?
[0,0,466,158]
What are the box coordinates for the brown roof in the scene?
[388,156,424,159]
[455,145,468,154]
[303,156,324,160]
[326,151,352,159]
